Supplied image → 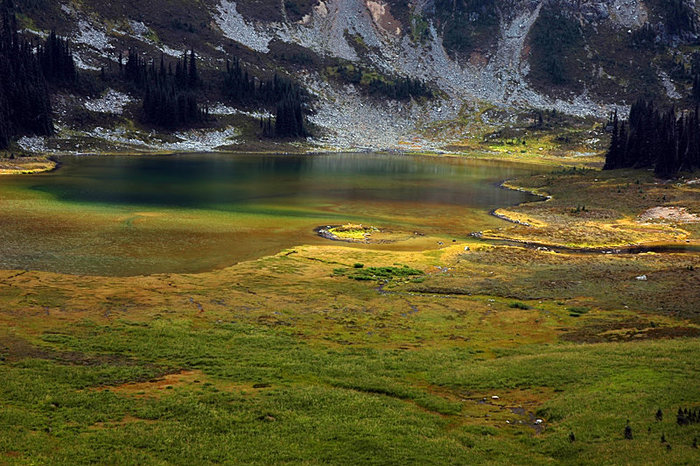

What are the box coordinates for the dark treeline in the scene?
[630,23,657,48]
[121,49,309,135]
[120,48,206,129]
[38,31,77,86]
[604,99,700,177]
[692,73,700,102]
[273,90,305,138]
[367,76,432,100]
[223,58,295,105]
[122,49,198,90]
[0,0,54,149]
[224,58,307,137]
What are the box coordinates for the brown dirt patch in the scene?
[95,370,261,398]
[96,370,204,397]
[452,386,556,434]
[367,0,403,35]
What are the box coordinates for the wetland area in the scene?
[0,152,698,464]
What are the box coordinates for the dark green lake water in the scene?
[0,153,543,276]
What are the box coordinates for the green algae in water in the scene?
[0,153,542,276]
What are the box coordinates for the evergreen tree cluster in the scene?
[224,58,307,138]
[223,58,298,106]
[223,58,256,104]
[630,24,657,48]
[274,90,306,138]
[121,49,205,129]
[0,0,312,143]
[677,407,699,426]
[604,99,700,177]
[0,0,53,149]
[692,74,700,102]
[143,83,203,129]
[123,49,199,91]
[366,76,432,100]
[37,31,76,86]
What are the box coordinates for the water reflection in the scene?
[31,153,539,211]
[2,153,544,276]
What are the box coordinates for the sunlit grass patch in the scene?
[325,224,378,241]
[482,168,700,249]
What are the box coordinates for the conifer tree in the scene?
[0,0,54,149]
[624,420,633,440]
[37,31,76,85]
[604,99,700,177]
[188,49,198,88]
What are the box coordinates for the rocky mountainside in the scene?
[11,0,700,152]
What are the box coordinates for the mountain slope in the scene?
[10,0,700,152]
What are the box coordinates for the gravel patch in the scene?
[72,52,102,71]
[126,20,184,57]
[17,136,50,153]
[303,72,456,152]
[215,1,273,53]
[162,127,241,151]
[85,126,240,152]
[658,69,682,100]
[88,127,153,148]
[84,90,134,115]
[610,0,648,28]
[74,19,112,53]
[209,103,272,119]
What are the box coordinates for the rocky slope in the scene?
[12,0,700,152]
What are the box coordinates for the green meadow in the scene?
[0,154,698,464]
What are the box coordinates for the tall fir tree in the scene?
[604,99,700,177]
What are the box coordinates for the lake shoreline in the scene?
[1,146,603,179]
[0,156,58,175]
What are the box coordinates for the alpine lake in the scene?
[0,153,542,276]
